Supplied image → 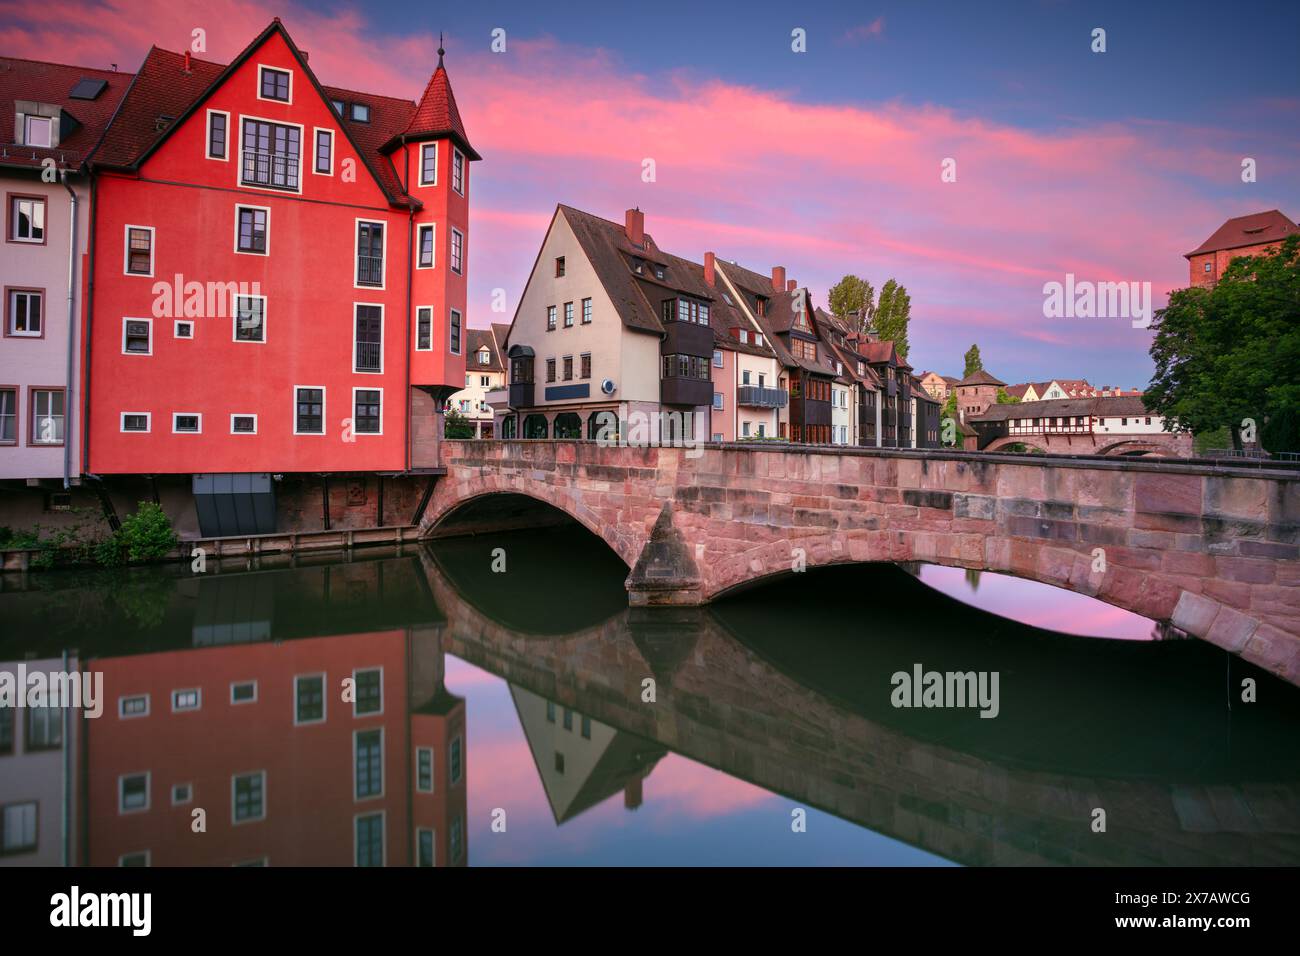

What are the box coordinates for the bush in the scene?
[115,502,179,563]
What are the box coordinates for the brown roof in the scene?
[957,369,1006,387]
[1004,383,1032,400]
[464,327,503,371]
[0,56,133,170]
[394,51,479,160]
[556,205,668,336]
[970,394,1150,422]
[1186,210,1297,257]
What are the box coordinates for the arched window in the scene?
[501,415,517,439]
[553,413,582,439]
[588,410,619,442]
[523,414,548,439]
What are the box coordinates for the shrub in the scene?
[115,502,179,563]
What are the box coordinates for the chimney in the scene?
[704,251,716,287]
[771,266,786,292]
[301,50,310,62]
[625,208,644,247]
[183,50,192,73]
[624,777,643,811]
[787,279,797,292]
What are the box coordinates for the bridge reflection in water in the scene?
[2,527,1297,866]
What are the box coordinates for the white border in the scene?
[230,679,258,703]
[449,307,463,355]
[121,316,153,355]
[418,142,437,186]
[312,126,334,176]
[450,227,463,275]
[171,782,194,806]
[292,385,326,436]
[351,303,384,373]
[449,734,464,786]
[353,810,386,867]
[415,827,436,867]
[351,386,383,437]
[236,113,305,196]
[452,147,465,195]
[173,319,194,339]
[414,305,433,351]
[122,224,155,277]
[415,746,434,793]
[353,218,386,290]
[233,203,271,256]
[351,666,383,716]
[231,291,267,344]
[231,770,267,825]
[170,688,201,712]
[292,672,326,724]
[416,223,435,269]
[172,411,202,434]
[118,694,149,718]
[230,413,258,435]
[119,411,151,433]
[353,727,385,802]
[255,64,293,105]
[205,109,230,161]
[118,771,150,815]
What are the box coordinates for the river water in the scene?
[1,525,1297,866]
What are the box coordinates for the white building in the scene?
[446,324,506,438]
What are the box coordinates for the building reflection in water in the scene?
[1,524,1298,867]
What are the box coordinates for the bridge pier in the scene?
[625,503,706,607]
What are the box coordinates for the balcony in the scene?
[736,385,787,409]
[509,382,534,408]
[241,149,299,191]
[660,319,714,357]
[356,255,384,288]
[355,341,381,372]
[661,376,712,407]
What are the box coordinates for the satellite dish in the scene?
[601,378,617,396]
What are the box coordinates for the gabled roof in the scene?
[970,394,1150,422]
[1004,383,1033,400]
[88,20,454,208]
[464,327,503,371]
[0,56,133,170]
[556,205,670,336]
[958,369,1006,387]
[1186,210,1297,257]
[393,48,479,160]
[490,322,512,358]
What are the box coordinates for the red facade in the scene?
[85,21,477,475]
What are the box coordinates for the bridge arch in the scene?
[1095,438,1177,458]
[981,436,1050,455]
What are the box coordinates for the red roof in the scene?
[399,54,478,160]
[1186,210,1297,257]
[0,56,132,170]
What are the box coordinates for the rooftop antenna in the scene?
[438,32,445,67]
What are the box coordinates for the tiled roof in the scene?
[399,57,479,160]
[958,369,1006,387]
[557,205,668,336]
[1186,210,1298,257]
[465,327,503,371]
[970,394,1151,422]
[0,56,132,170]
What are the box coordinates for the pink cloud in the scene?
[838,18,886,46]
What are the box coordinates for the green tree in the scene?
[996,387,1020,404]
[874,279,911,359]
[1146,234,1300,451]
[963,344,983,378]
[827,275,875,331]
[444,407,475,439]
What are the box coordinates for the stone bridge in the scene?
[420,440,1300,685]
[981,432,1194,458]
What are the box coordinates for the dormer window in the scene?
[24,115,53,148]
[632,258,644,274]
[654,265,665,280]
[478,348,491,365]
[332,99,345,115]
[721,292,733,305]
[756,298,766,317]
[350,103,370,123]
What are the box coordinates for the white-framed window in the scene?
[119,694,149,718]
[230,680,257,704]
[2,802,38,855]
[23,115,53,148]
[234,204,270,255]
[120,412,150,433]
[449,308,462,355]
[415,305,433,351]
[171,783,193,806]
[173,319,194,339]
[293,386,325,435]
[171,688,201,712]
[416,747,434,793]
[233,292,266,343]
[123,225,154,276]
[122,317,152,355]
[353,303,383,373]
[416,828,436,867]
[237,115,304,194]
[449,734,463,786]
[230,414,257,435]
[8,195,45,242]
[450,227,463,275]
[352,667,383,716]
[712,392,723,410]
[231,771,266,824]
[257,64,292,103]
[293,673,326,724]
[206,109,230,160]
[419,143,437,186]
[172,412,201,434]
[452,147,465,195]
[417,223,435,269]
[355,219,385,289]
[118,772,150,814]
[354,811,385,867]
[354,727,384,801]
[313,127,333,175]
[352,387,382,436]
[713,349,723,368]
[6,288,42,336]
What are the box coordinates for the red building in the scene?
[1185,209,1296,288]
[82,20,477,531]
